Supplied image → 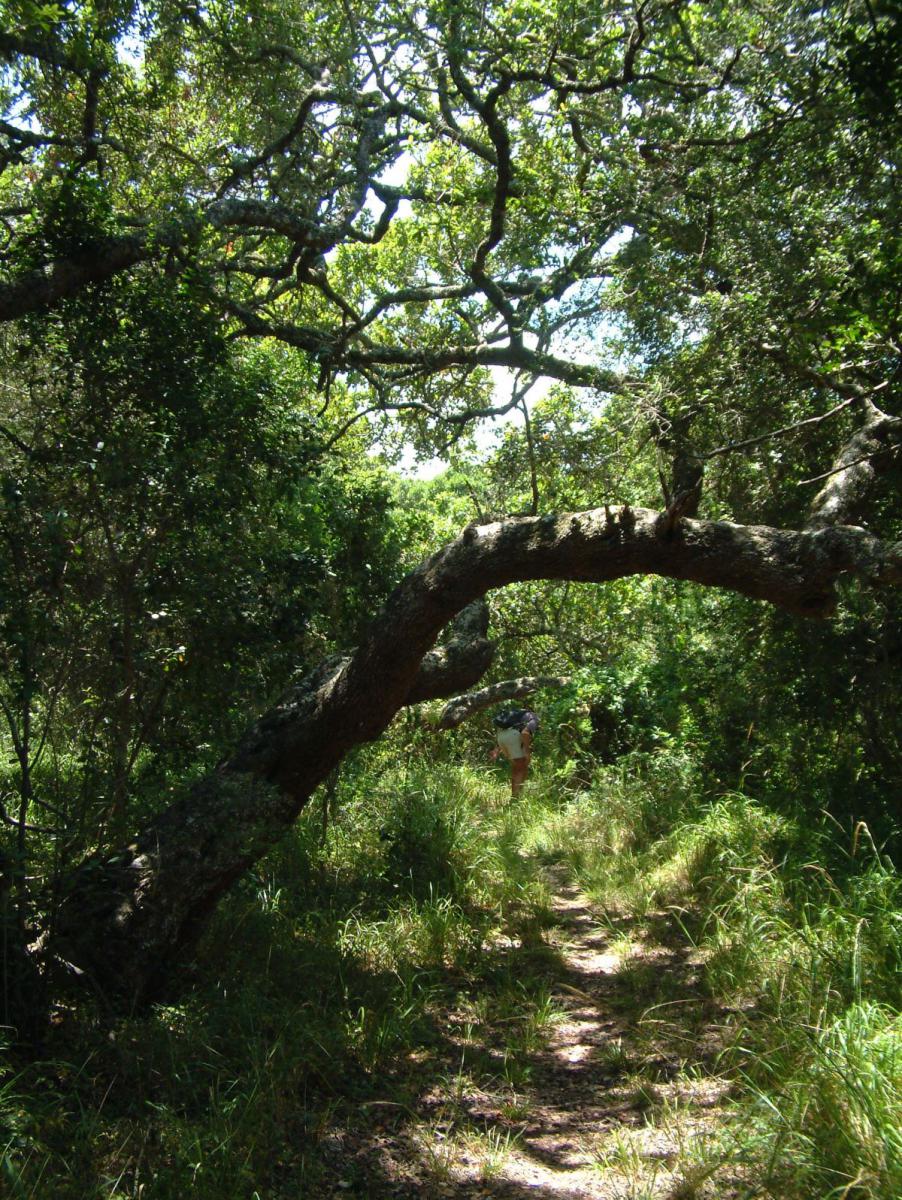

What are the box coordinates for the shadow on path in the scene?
[336,865,738,1199]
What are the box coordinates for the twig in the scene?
[798,444,900,487]
[706,397,856,459]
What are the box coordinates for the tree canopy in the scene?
[3,0,898,447]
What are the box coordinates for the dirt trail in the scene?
[450,872,730,1198]
[357,867,736,1199]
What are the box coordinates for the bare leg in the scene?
[510,756,529,797]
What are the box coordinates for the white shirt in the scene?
[496,726,527,760]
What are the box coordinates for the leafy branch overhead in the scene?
[2,1,898,470]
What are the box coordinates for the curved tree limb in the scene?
[46,503,902,1010]
[404,599,495,704]
[435,675,570,730]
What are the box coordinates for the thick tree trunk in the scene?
[46,505,902,1010]
[807,410,902,527]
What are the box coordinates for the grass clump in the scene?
[743,1001,902,1200]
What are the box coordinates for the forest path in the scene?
[363,865,738,1199]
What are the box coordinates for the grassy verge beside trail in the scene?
[1,761,561,1200]
[526,751,902,1200]
[2,748,901,1199]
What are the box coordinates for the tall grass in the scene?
[530,755,902,1200]
[0,758,558,1199]
[2,743,899,1198]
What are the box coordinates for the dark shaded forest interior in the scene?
[1,0,900,1196]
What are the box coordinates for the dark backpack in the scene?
[493,708,539,735]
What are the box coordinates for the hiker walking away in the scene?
[489,708,539,797]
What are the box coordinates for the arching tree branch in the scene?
[46,503,902,1010]
[435,675,570,730]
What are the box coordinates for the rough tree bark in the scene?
[42,499,902,1013]
[435,676,570,730]
[807,409,902,528]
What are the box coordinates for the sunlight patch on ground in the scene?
[401,866,740,1199]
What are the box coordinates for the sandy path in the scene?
[424,870,731,1199]
[336,869,735,1198]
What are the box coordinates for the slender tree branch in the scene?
[517,379,541,516]
[435,675,570,729]
[800,447,899,488]
[706,397,858,459]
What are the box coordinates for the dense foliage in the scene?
[0,1,900,1195]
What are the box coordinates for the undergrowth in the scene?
[2,744,899,1199]
[0,759,558,1199]
[530,754,902,1200]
